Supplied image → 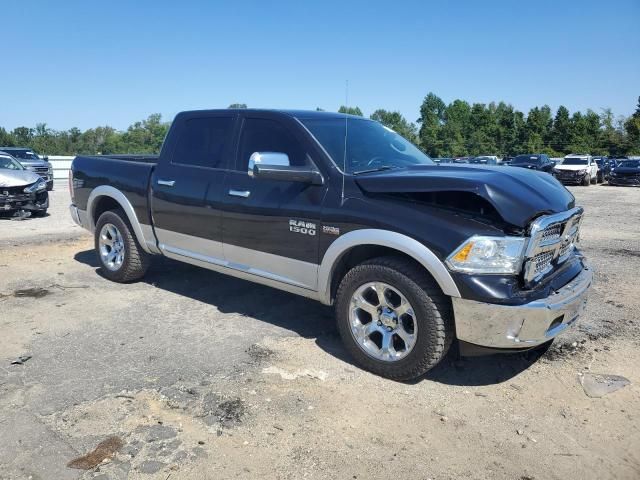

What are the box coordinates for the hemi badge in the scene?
[322,225,340,235]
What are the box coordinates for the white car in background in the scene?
[553,154,599,186]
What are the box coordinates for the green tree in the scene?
[370,109,418,143]
[550,106,571,154]
[11,127,34,145]
[438,99,471,156]
[228,103,247,109]
[0,127,15,147]
[417,93,446,156]
[338,106,363,116]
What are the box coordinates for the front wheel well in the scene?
[329,245,441,303]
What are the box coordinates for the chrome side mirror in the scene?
[248,152,290,177]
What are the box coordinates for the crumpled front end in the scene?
[451,207,593,351]
[0,185,49,214]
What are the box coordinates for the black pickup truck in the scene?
[70,109,593,380]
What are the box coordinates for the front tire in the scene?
[335,256,454,381]
[582,175,590,186]
[95,209,150,282]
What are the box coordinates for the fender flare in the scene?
[87,186,159,254]
[317,229,461,305]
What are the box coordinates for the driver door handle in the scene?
[229,189,251,198]
[157,179,175,187]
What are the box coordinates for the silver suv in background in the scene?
[0,147,54,191]
[553,154,599,186]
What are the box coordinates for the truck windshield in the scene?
[0,155,24,170]
[3,150,40,160]
[563,158,588,165]
[512,155,540,164]
[301,117,433,174]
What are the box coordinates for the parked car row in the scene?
[0,147,54,191]
[436,152,638,188]
[0,152,49,216]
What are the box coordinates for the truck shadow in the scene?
[74,250,541,386]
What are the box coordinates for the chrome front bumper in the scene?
[453,265,593,349]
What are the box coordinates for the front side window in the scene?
[301,117,433,174]
[238,118,307,170]
[172,117,233,168]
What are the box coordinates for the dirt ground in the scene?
[0,183,639,480]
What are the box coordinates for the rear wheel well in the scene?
[329,245,441,303]
[92,196,122,225]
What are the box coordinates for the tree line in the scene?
[1,95,638,157]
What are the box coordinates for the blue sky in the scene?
[1,0,639,131]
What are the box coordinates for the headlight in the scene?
[24,178,47,193]
[446,236,527,274]
[578,169,587,175]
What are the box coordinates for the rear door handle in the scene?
[157,179,175,187]
[228,189,251,198]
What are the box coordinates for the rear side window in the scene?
[237,118,307,170]
[172,117,233,168]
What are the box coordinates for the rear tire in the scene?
[335,256,454,381]
[95,209,150,282]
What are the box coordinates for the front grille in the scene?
[0,186,26,196]
[523,208,583,284]
[33,167,49,173]
[532,251,554,275]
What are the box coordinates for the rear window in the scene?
[171,117,233,168]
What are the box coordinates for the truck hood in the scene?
[354,165,575,228]
[0,169,41,187]
[554,164,589,172]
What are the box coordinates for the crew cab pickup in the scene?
[69,109,593,380]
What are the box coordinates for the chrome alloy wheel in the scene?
[99,223,125,271]
[349,282,418,362]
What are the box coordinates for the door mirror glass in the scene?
[248,152,290,177]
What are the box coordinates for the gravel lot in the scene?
[0,182,638,480]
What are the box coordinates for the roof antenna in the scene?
[341,79,348,204]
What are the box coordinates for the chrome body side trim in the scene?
[453,262,593,348]
[86,186,160,254]
[318,229,462,305]
[156,228,318,291]
[155,228,224,261]
[224,243,317,290]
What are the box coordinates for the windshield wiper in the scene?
[352,165,399,175]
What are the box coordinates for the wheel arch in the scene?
[87,186,158,254]
[318,229,461,305]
